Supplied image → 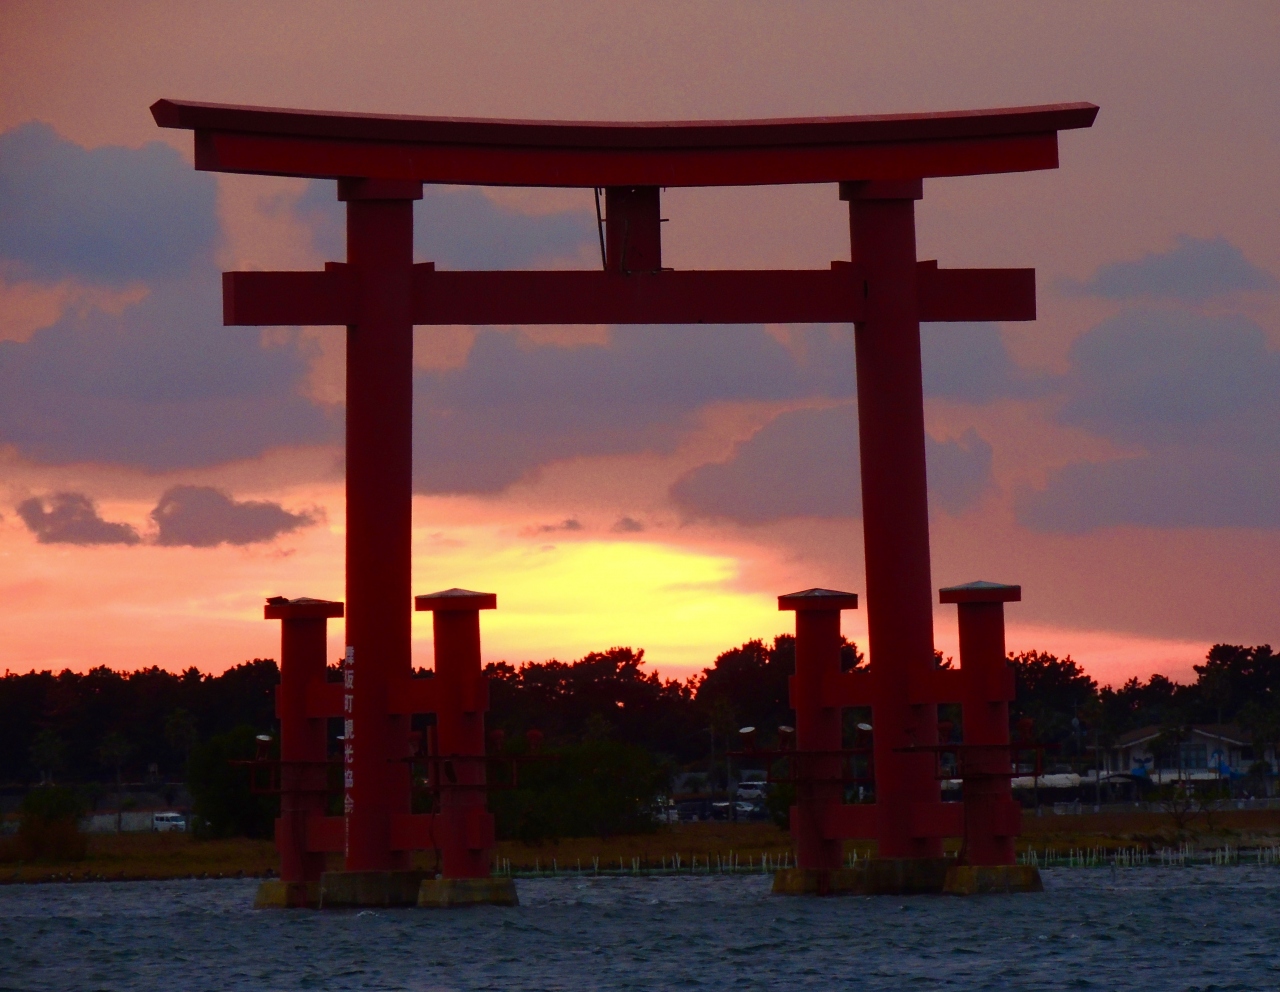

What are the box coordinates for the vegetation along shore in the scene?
[2,636,1276,881]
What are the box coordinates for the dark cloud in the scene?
[16,492,141,545]
[670,405,859,524]
[0,274,338,469]
[150,485,315,547]
[0,126,1038,487]
[408,315,1031,497]
[1061,235,1276,303]
[0,126,334,470]
[611,516,645,533]
[413,324,855,493]
[669,404,993,524]
[1016,448,1280,532]
[1059,309,1280,452]
[1017,308,1280,531]
[524,518,583,535]
[297,181,594,269]
[920,322,1046,403]
[927,428,995,513]
[0,123,218,284]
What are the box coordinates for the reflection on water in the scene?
[3,867,1279,990]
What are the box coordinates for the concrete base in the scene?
[254,879,321,909]
[943,864,1043,895]
[318,870,429,908]
[417,876,519,908]
[772,858,952,897]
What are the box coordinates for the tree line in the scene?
[1010,644,1280,760]
[1,639,1274,838]
[0,637,858,786]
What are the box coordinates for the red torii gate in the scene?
[153,98,1095,902]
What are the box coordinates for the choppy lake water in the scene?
[2,867,1278,991]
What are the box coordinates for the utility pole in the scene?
[1094,726,1102,810]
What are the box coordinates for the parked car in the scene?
[152,812,186,832]
[676,800,711,822]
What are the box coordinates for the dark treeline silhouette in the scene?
[485,636,863,760]
[1015,644,1280,759]
[0,661,278,785]
[485,648,698,761]
[2,641,1276,790]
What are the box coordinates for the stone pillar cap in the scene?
[778,588,859,612]
[415,588,497,612]
[939,581,1021,604]
[264,596,344,620]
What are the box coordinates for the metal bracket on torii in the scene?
[153,98,1096,876]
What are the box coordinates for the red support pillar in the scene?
[415,588,497,879]
[941,581,1021,866]
[843,179,942,859]
[604,186,662,274]
[339,177,423,872]
[781,588,859,873]
[265,596,343,886]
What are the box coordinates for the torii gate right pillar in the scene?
[844,179,942,859]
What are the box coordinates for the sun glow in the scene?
[410,531,783,678]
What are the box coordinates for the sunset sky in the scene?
[1,2,1276,688]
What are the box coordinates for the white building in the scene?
[1101,724,1273,785]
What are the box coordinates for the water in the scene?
[2,868,1278,990]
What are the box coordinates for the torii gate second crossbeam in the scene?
[153,98,1096,896]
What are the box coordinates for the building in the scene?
[1102,725,1274,787]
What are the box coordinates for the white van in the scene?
[736,773,768,800]
[152,812,186,832]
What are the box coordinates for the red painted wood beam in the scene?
[224,265,353,326]
[909,667,966,706]
[819,668,874,708]
[415,589,497,879]
[389,813,438,852]
[819,801,967,841]
[223,263,1034,327]
[942,580,1022,865]
[304,680,344,719]
[191,130,1064,187]
[781,587,858,872]
[153,100,1099,149]
[821,802,878,840]
[340,182,418,873]
[908,801,964,839]
[386,677,439,716]
[916,261,1036,322]
[152,99,1097,187]
[305,814,346,853]
[416,267,864,325]
[268,597,342,883]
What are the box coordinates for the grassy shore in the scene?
[0,824,798,884]
[1,832,279,884]
[1019,807,1280,852]
[6,809,1280,884]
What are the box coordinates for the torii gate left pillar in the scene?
[338,178,420,874]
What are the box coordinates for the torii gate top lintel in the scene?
[150,98,1097,187]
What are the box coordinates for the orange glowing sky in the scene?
[0,2,1277,687]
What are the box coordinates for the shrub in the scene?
[765,780,795,830]
[0,786,88,862]
[187,725,277,839]
[491,740,667,843]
